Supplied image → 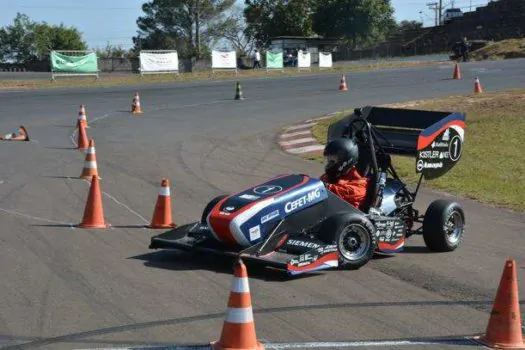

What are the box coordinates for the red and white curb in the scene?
[278,113,339,157]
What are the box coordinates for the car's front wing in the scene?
[149,222,339,275]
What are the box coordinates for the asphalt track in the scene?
[0,58,524,350]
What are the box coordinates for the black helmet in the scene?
[323,138,359,179]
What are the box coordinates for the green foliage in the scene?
[0,13,87,63]
[244,0,317,48]
[313,0,396,49]
[133,0,234,59]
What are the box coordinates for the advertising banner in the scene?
[50,51,98,73]
[211,50,237,69]
[266,51,283,69]
[319,52,333,68]
[140,51,179,72]
[297,50,311,68]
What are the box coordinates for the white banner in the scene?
[212,50,237,69]
[319,52,333,68]
[298,50,311,68]
[140,52,179,72]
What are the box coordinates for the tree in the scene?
[313,0,396,49]
[395,20,423,33]
[244,0,317,48]
[0,13,87,63]
[207,5,255,55]
[33,22,87,60]
[133,0,234,59]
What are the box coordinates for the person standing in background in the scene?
[252,49,261,69]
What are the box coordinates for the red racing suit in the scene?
[320,167,370,209]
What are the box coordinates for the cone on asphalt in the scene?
[131,92,143,114]
[338,74,348,91]
[80,139,100,180]
[148,178,177,228]
[472,259,525,349]
[234,81,244,100]
[78,175,110,228]
[474,76,483,93]
[211,258,264,350]
[77,119,89,151]
[453,63,461,79]
[77,104,89,128]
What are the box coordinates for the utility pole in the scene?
[439,0,443,25]
[427,2,438,26]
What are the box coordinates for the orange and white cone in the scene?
[472,259,525,349]
[453,63,461,79]
[131,92,143,114]
[77,104,89,128]
[211,259,264,350]
[338,74,348,92]
[77,119,89,151]
[474,76,483,93]
[148,179,177,228]
[80,139,100,180]
[78,175,110,229]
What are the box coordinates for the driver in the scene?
[320,138,369,209]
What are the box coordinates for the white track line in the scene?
[0,208,75,229]
[75,337,479,350]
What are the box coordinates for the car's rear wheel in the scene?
[201,195,228,224]
[423,199,465,252]
[318,213,377,270]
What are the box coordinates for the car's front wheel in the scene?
[318,213,377,270]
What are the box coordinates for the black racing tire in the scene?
[201,194,228,224]
[317,212,377,270]
[423,199,465,252]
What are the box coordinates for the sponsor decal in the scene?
[219,211,230,216]
[225,206,235,211]
[239,193,259,200]
[286,239,321,249]
[253,185,283,195]
[431,141,449,148]
[289,245,337,267]
[284,187,321,213]
[249,225,261,241]
[261,209,280,224]
[416,160,443,169]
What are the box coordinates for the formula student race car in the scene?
[149,106,467,275]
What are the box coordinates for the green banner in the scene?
[50,51,98,73]
[266,51,283,69]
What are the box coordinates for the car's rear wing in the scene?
[327,106,466,179]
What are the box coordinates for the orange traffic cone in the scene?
[453,63,461,79]
[148,179,177,228]
[211,259,264,350]
[78,175,110,228]
[77,104,89,128]
[77,120,89,151]
[338,74,348,92]
[472,259,525,349]
[131,92,143,114]
[80,139,100,180]
[474,76,483,93]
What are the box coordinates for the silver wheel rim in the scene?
[444,211,464,245]
[338,224,371,261]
